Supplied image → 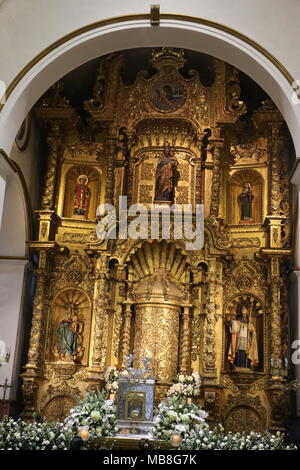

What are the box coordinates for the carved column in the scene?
[270,257,282,372]
[124,131,136,206]
[195,132,206,205]
[41,121,62,210]
[268,257,287,430]
[120,301,133,369]
[179,306,191,374]
[25,250,48,373]
[208,138,224,218]
[105,136,117,205]
[203,259,218,383]
[266,122,285,248]
[21,250,49,419]
[91,254,109,371]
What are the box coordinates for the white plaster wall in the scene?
[0,260,27,400]
[0,174,26,258]
[10,116,41,212]
[0,1,299,87]
[0,175,5,229]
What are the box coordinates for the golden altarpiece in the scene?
[22,49,293,433]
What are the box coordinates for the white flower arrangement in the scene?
[152,395,209,441]
[104,366,119,394]
[0,417,73,450]
[152,397,297,451]
[167,372,201,398]
[181,425,297,451]
[64,389,117,440]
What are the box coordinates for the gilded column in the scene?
[92,254,109,371]
[203,259,218,382]
[195,132,206,205]
[22,250,49,418]
[179,306,191,374]
[120,302,133,369]
[208,139,224,218]
[105,136,117,205]
[41,120,62,210]
[125,131,136,207]
[269,123,284,215]
[270,257,282,373]
[267,122,285,248]
[25,250,48,372]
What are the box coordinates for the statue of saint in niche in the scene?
[238,182,254,221]
[154,142,178,202]
[55,303,84,362]
[227,305,259,369]
[73,174,90,219]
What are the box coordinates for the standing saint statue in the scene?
[238,182,254,221]
[73,174,90,219]
[154,142,178,202]
[55,303,83,362]
[227,305,259,369]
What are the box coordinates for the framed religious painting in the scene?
[124,391,146,420]
[149,79,187,113]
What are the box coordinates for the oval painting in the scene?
[149,80,186,112]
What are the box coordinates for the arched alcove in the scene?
[62,165,101,220]
[227,169,264,225]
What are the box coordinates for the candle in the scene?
[79,428,90,441]
[170,433,182,447]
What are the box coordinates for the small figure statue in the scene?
[238,182,254,221]
[154,142,178,202]
[227,305,259,369]
[55,303,83,362]
[73,174,90,219]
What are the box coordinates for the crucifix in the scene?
[0,378,11,400]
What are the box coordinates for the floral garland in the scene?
[167,372,201,398]
[64,389,117,439]
[104,366,119,395]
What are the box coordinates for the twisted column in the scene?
[92,254,109,370]
[124,132,136,206]
[208,139,223,218]
[120,302,133,369]
[203,260,218,381]
[179,306,190,374]
[25,250,48,373]
[22,250,49,419]
[195,132,206,205]
[41,121,62,209]
[105,137,117,205]
[269,123,284,215]
[270,258,282,374]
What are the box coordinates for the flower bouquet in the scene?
[167,372,201,398]
[152,395,208,442]
[104,366,119,395]
[64,389,117,439]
